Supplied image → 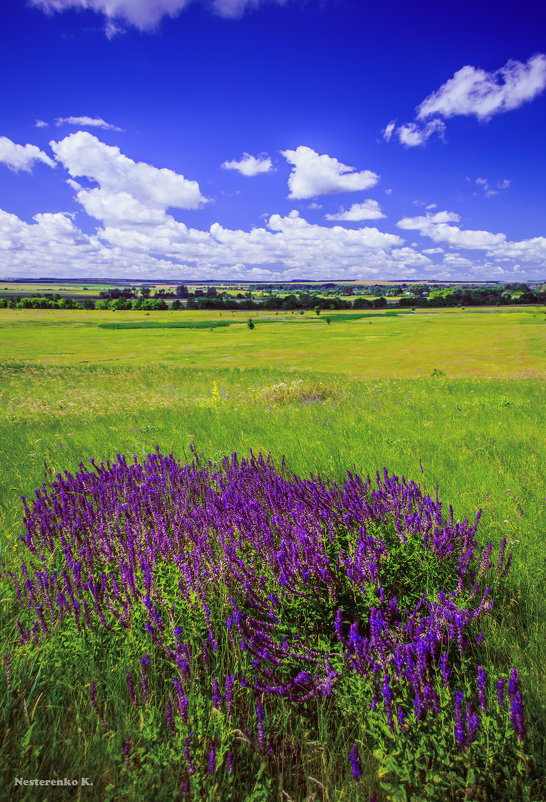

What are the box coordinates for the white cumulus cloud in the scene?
[396,119,446,147]
[55,116,123,131]
[0,136,56,172]
[50,131,207,213]
[418,54,546,121]
[325,199,386,221]
[385,54,546,148]
[281,146,379,200]
[396,210,506,250]
[221,152,273,176]
[31,0,290,32]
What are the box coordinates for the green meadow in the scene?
[0,306,545,800]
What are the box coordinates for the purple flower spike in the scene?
[496,678,505,707]
[454,690,465,746]
[166,698,176,735]
[184,733,196,776]
[208,740,216,774]
[212,677,222,708]
[127,670,138,707]
[349,742,362,782]
[476,665,487,712]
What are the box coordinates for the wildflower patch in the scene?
[4,448,528,799]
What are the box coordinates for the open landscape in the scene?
[1,305,544,800]
[2,0,546,798]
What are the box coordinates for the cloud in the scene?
[50,131,207,213]
[55,116,123,131]
[221,152,273,176]
[475,177,510,198]
[417,54,546,121]
[382,121,396,142]
[31,0,290,32]
[396,210,506,249]
[35,120,49,128]
[0,136,56,172]
[75,189,169,225]
[396,209,546,270]
[325,199,386,221]
[396,119,446,147]
[385,54,546,148]
[281,146,379,200]
[2,195,544,280]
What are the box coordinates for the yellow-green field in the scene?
[0,282,123,295]
[0,307,544,376]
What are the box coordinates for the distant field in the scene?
[0,306,543,377]
[0,282,121,295]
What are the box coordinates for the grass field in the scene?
[0,306,544,800]
[0,283,122,296]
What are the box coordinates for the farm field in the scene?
[0,306,545,800]
[0,283,122,296]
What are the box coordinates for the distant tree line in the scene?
[0,282,543,311]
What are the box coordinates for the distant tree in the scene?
[141,286,151,298]
[171,299,182,310]
[59,297,78,309]
[247,318,255,329]
[82,299,95,310]
[176,285,189,298]
[314,305,321,316]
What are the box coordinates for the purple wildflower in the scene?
[454,690,465,746]
[466,701,479,743]
[349,742,362,782]
[127,670,138,707]
[496,678,505,707]
[212,677,222,708]
[166,698,176,735]
[184,733,195,775]
[208,740,216,774]
[476,665,487,712]
[508,670,525,740]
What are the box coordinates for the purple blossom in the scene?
[497,678,505,707]
[166,698,175,735]
[476,665,487,712]
[454,690,465,746]
[208,740,216,774]
[8,448,523,784]
[349,742,362,781]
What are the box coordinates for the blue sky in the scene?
[1,0,545,282]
